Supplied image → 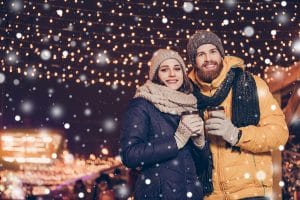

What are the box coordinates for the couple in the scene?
[120,30,288,200]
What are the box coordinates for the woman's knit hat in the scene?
[187,30,225,66]
[149,49,186,80]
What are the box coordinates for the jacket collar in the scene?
[189,56,245,91]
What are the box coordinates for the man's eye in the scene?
[174,67,181,71]
[160,69,167,72]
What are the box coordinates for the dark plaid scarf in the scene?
[192,67,260,196]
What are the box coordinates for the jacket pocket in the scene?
[222,164,256,193]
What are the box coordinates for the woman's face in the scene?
[158,58,184,90]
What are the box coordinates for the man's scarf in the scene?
[192,67,260,195]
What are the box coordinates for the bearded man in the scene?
[187,30,289,200]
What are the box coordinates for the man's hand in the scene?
[205,110,239,146]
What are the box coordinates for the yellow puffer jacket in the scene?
[189,56,289,200]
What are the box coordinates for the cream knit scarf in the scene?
[134,80,197,115]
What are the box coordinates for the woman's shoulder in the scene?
[128,97,154,109]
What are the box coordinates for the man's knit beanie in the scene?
[149,49,186,80]
[187,30,225,66]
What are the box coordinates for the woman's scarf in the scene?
[134,80,197,115]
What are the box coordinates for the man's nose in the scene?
[203,54,211,62]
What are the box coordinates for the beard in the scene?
[196,61,223,83]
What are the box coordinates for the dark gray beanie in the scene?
[187,30,225,66]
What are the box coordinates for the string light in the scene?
[0,1,299,87]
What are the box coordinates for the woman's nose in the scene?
[169,69,175,76]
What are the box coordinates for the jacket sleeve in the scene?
[236,76,289,153]
[120,99,179,169]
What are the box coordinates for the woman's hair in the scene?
[151,61,193,94]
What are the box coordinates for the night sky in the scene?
[0,0,299,156]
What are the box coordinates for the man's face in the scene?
[195,44,223,83]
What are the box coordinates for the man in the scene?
[187,30,289,200]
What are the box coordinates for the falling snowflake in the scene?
[187,192,193,198]
[276,13,289,25]
[50,105,64,119]
[8,0,24,13]
[222,19,229,26]
[145,179,151,185]
[278,145,284,151]
[270,30,277,36]
[15,115,21,121]
[103,118,117,132]
[5,51,19,65]
[56,9,63,17]
[84,108,92,116]
[0,73,6,83]
[256,170,266,181]
[281,1,287,7]
[13,79,20,86]
[279,180,285,187]
[249,47,255,54]
[114,184,130,199]
[95,52,109,65]
[224,0,237,8]
[40,49,52,60]
[292,39,300,54]
[20,100,34,114]
[243,26,255,37]
[16,32,22,39]
[183,2,194,13]
[64,123,70,129]
[162,17,168,24]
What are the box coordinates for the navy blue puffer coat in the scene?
[120,98,209,200]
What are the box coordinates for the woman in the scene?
[120,49,209,200]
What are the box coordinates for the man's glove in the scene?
[174,114,203,149]
[205,110,239,146]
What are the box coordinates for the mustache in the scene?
[201,61,218,68]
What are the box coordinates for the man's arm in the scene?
[236,76,289,153]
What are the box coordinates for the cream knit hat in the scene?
[149,49,186,80]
